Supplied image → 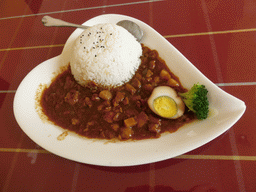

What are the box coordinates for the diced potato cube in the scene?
[120,127,133,139]
[124,117,137,128]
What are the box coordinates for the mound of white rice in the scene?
[70,23,142,88]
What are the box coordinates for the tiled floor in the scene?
[1,0,256,191]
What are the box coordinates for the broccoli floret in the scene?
[178,83,209,119]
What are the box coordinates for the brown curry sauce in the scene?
[40,45,195,140]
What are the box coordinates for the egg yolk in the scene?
[153,96,177,118]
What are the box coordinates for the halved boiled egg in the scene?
[148,86,185,119]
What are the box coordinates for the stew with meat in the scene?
[40,44,195,140]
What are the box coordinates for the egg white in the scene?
[148,86,185,119]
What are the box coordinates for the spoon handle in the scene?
[42,16,88,29]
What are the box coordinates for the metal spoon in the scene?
[42,15,143,42]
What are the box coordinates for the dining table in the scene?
[1,0,256,191]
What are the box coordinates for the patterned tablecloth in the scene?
[1,1,256,191]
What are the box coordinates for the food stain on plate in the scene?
[57,131,69,141]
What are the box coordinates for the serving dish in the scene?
[13,14,246,166]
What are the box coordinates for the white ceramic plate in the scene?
[13,14,246,167]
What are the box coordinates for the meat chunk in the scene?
[83,121,95,132]
[84,97,92,108]
[103,112,115,123]
[65,90,79,105]
[136,100,142,108]
[148,115,162,134]
[145,69,153,78]
[148,123,161,133]
[145,77,153,83]
[71,118,79,125]
[113,92,125,106]
[98,100,111,111]
[125,84,136,95]
[113,105,123,113]
[91,93,100,101]
[97,104,104,111]
[104,106,112,112]
[160,69,171,81]
[124,117,137,128]
[115,92,125,102]
[149,115,161,125]
[131,78,141,89]
[149,50,158,59]
[123,97,129,105]
[131,95,141,101]
[99,90,112,101]
[167,78,179,87]
[154,76,160,84]
[111,124,119,132]
[149,60,156,70]
[135,73,142,80]
[137,112,148,128]
[143,84,153,92]
[143,46,150,54]
[113,113,121,121]
[64,76,74,89]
